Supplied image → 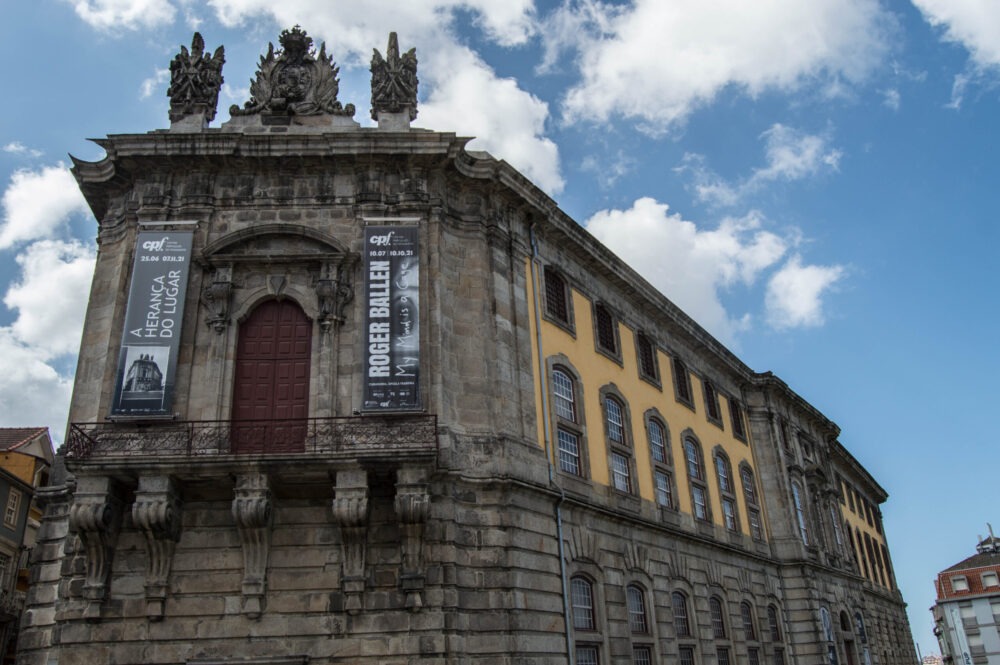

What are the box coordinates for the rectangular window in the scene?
[704,381,722,424]
[636,333,658,382]
[673,357,692,405]
[557,429,581,476]
[649,423,667,463]
[552,371,576,421]
[717,647,731,665]
[632,646,652,665]
[611,452,631,492]
[576,646,600,665]
[982,572,999,588]
[0,553,9,590]
[951,576,969,592]
[749,648,761,665]
[722,498,738,532]
[773,648,785,665]
[847,485,856,513]
[730,399,747,440]
[655,470,673,508]
[679,646,696,665]
[4,489,21,529]
[544,267,571,326]
[692,485,709,521]
[748,508,763,541]
[595,304,618,355]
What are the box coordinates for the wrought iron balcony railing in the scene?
[66,415,437,460]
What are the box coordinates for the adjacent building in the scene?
[933,534,1000,665]
[18,28,916,665]
[0,427,53,664]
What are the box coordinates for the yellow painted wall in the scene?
[526,259,765,539]
[0,453,37,486]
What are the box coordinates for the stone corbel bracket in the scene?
[232,472,273,619]
[331,469,370,614]
[132,476,183,620]
[201,264,235,333]
[394,467,430,611]
[67,476,125,621]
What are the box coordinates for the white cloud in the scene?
[765,256,844,329]
[883,88,901,111]
[4,240,96,358]
[680,125,842,207]
[0,164,90,250]
[67,0,177,30]
[912,0,1000,70]
[140,69,171,100]
[0,330,75,432]
[3,142,43,158]
[200,0,563,192]
[585,198,788,342]
[558,0,891,131]
[419,45,564,194]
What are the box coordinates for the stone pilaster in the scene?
[394,466,430,611]
[131,475,182,619]
[331,469,369,614]
[67,476,124,621]
[231,472,273,619]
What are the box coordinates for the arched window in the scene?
[684,437,710,522]
[603,391,634,494]
[714,452,738,532]
[709,596,727,638]
[767,605,782,642]
[740,464,764,541]
[647,416,674,510]
[551,364,587,478]
[791,481,808,545]
[627,585,649,634]
[571,576,596,630]
[672,591,691,637]
[741,601,757,640]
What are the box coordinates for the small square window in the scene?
[951,576,969,592]
[983,572,999,588]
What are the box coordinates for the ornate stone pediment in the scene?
[230,26,355,121]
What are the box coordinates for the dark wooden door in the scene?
[231,299,311,453]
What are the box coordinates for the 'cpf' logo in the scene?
[369,232,394,246]
[142,237,170,252]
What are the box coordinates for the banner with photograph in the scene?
[111,231,194,416]
[363,225,420,411]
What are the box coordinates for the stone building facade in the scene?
[18,29,915,665]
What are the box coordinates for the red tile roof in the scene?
[0,427,49,452]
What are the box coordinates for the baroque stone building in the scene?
[19,28,915,665]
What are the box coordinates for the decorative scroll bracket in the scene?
[132,475,183,620]
[232,472,273,619]
[68,476,125,621]
[331,469,370,615]
[394,466,430,611]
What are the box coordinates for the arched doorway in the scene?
[231,299,312,453]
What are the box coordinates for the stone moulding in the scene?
[232,472,273,619]
[67,476,125,621]
[132,475,182,620]
[331,469,370,614]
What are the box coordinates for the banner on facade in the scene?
[363,225,420,411]
[110,231,194,416]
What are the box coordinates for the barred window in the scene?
[636,333,658,381]
[740,465,764,541]
[595,303,618,355]
[544,267,571,325]
[679,646,696,665]
[577,645,600,665]
[632,646,652,665]
[709,596,727,638]
[748,648,761,665]
[767,605,782,641]
[627,585,649,634]
[741,601,757,640]
[673,356,693,405]
[571,577,596,630]
[704,380,722,423]
[729,398,747,440]
[717,647,731,665]
[672,592,691,637]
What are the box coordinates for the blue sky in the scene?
[1,0,997,655]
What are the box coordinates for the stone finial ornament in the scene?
[167,33,225,126]
[370,32,418,122]
[230,25,355,118]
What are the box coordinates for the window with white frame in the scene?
[740,464,764,541]
[552,365,587,478]
[604,393,634,494]
[714,452,739,532]
[684,438,710,522]
[647,415,674,510]
[4,489,21,529]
